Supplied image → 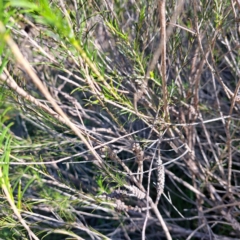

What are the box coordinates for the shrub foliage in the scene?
[0,0,240,239]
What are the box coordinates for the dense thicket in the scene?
[0,1,240,239]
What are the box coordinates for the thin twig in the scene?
[158,0,168,120]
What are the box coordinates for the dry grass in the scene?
[0,0,240,239]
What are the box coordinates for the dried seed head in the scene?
[155,156,165,204]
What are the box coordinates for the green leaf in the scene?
[9,0,38,10]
